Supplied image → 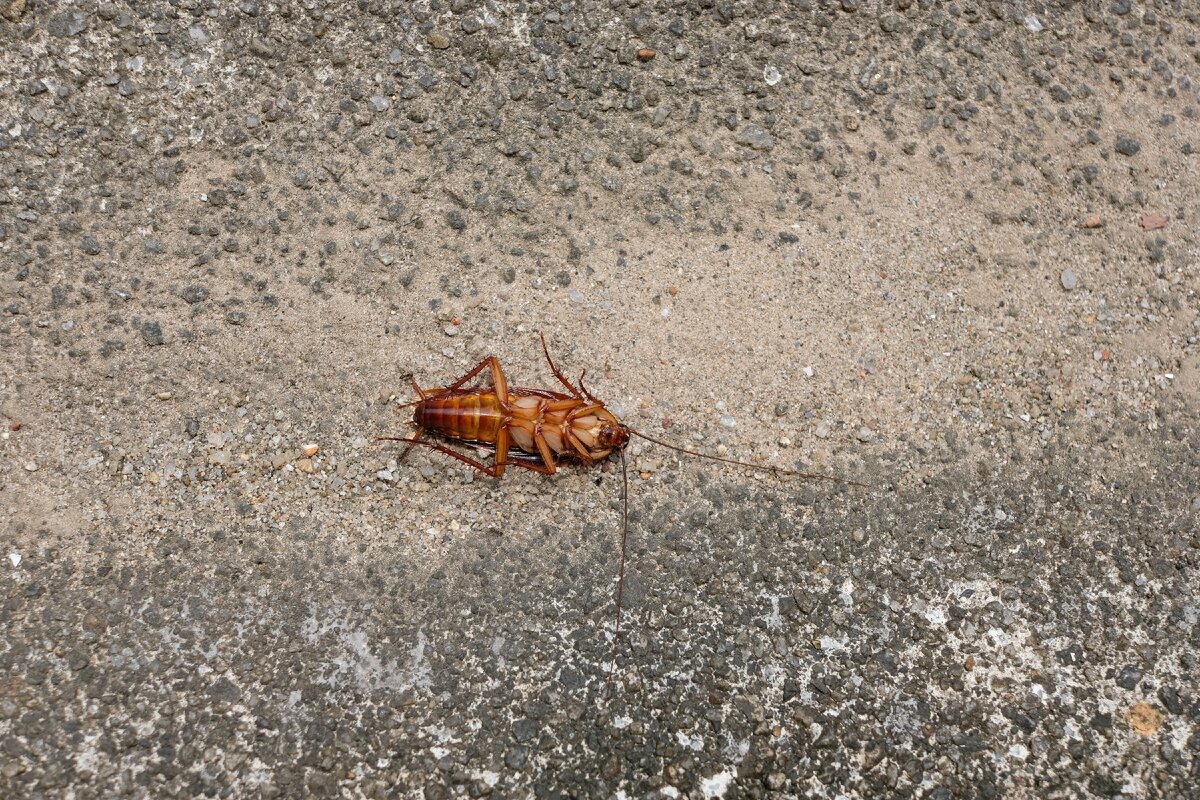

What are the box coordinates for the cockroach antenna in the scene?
[623,427,870,488]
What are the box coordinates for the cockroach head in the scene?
[598,423,630,451]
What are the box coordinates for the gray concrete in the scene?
[2,2,1198,797]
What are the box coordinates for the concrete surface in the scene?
[1,1,1198,798]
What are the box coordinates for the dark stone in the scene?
[1116,665,1141,690]
[180,285,210,304]
[1114,136,1141,156]
[141,321,165,346]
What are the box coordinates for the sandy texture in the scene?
[2,2,1198,797]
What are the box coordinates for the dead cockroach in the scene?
[378,333,865,687]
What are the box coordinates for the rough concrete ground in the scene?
[2,1,1198,798]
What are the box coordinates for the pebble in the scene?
[856,426,874,442]
[815,422,831,439]
[156,391,173,401]
[141,321,165,346]
[180,285,210,304]
[301,444,319,458]
[719,415,737,428]
[735,124,775,152]
[1060,270,1078,291]
[24,461,38,472]
[1114,136,1141,157]
[296,458,315,474]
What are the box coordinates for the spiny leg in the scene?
[398,427,424,462]
[443,356,506,394]
[500,455,556,475]
[577,369,601,403]
[539,332,583,398]
[393,376,431,411]
[533,430,560,475]
[376,436,505,477]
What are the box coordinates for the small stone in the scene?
[1114,136,1141,156]
[763,65,782,86]
[156,391,173,401]
[735,124,775,151]
[23,461,38,472]
[369,95,390,112]
[815,422,831,439]
[1140,213,1167,231]
[636,48,656,62]
[271,453,292,470]
[180,285,210,304]
[249,38,275,58]
[1080,214,1104,229]
[1116,665,1141,690]
[296,458,315,474]
[226,311,248,326]
[48,10,87,37]
[856,426,874,442]
[1126,703,1163,736]
[141,321,165,346]
[428,31,450,49]
[301,444,319,458]
[719,415,737,429]
[1059,270,1078,291]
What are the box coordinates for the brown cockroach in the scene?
[378,333,864,686]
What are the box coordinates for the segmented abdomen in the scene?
[414,390,504,444]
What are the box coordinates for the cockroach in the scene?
[379,333,865,688]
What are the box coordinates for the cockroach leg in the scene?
[577,369,601,403]
[376,436,506,477]
[539,333,584,399]
[398,426,425,462]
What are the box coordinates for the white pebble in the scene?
[763,65,782,86]
[719,415,737,429]
[8,552,19,567]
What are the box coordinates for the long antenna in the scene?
[625,427,869,488]
[606,448,630,699]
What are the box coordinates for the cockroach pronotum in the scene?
[378,333,865,689]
